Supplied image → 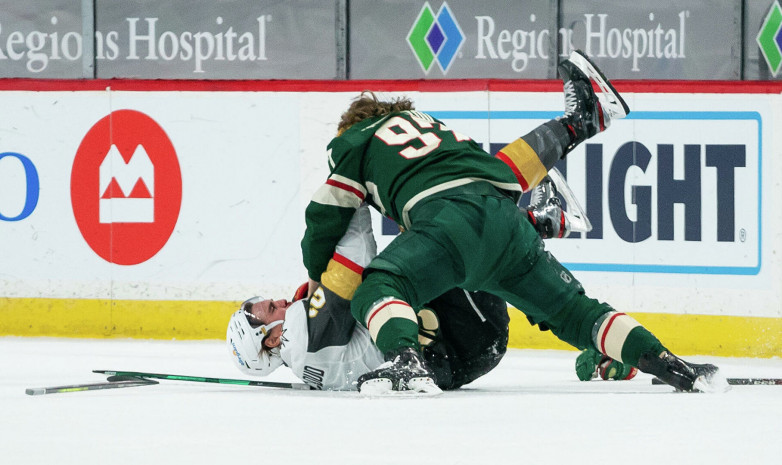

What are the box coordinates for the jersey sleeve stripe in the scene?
[320,256,364,300]
[312,182,364,209]
[495,151,530,191]
[496,137,548,193]
[332,252,364,275]
[326,179,366,200]
[329,174,367,197]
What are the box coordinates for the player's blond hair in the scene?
[337,91,414,135]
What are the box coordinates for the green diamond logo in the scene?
[757,1,782,77]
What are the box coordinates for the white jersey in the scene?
[279,204,385,390]
[279,300,383,390]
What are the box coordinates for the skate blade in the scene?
[693,372,731,393]
[358,377,442,398]
[568,49,630,120]
[406,377,443,396]
[548,167,592,233]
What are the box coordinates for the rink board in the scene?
[0,80,780,356]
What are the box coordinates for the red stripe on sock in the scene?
[599,312,626,355]
[366,299,407,328]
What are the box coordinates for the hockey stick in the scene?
[652,377,782,386]
[93,370,313,390]
[25,377,158,396]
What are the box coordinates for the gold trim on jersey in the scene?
[320,258,363,300]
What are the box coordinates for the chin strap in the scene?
[254,319,284,337]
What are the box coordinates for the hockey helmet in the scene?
[226,296,285,377]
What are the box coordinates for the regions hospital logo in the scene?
[757,1,782,77]
[407,2,464,74]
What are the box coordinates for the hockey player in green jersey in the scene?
[301,50,725,395]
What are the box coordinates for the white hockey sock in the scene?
[592,312,642,363]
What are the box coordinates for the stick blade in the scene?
[25,378,158,396]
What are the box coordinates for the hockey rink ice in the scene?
[2,337,781,465]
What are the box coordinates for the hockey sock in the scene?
[592,311,666,367]
[362,297,420,355]
[495,119,571,192]
[351,270,421,355]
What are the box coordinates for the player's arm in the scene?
[302,199,356,283]
[301,139,368,283]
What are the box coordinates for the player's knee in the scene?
[546,296,614,349]
[351,270,406,324]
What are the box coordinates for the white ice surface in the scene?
[2,337,781,465]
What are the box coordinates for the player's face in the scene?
[249,298,291,325]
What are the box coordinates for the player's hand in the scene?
[307,279,320,298]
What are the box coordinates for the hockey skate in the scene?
[526,167,592,238]
[558,49,630,153]
[575,348,638,381]
[358,347,442,397]
[638,351,729,393]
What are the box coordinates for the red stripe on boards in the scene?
[2,79,781,94]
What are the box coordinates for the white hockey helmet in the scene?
[226,296,285,377]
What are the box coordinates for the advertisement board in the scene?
[1,81,780,354]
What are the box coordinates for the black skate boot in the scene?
[638,351,726,392]
[358,346,442,396]
[558,49,630,154]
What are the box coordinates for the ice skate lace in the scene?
[563,81,578,116]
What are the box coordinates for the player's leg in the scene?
[351,269,443,395]
[489,198,723,392]
[422,289,510,390]
[558,49,629,153]
[495,50,629,193]
[350,188,511,394]
[350,225,462,394]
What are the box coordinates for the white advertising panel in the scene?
[1,87,779,319]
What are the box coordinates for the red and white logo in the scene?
[71,110,182,265]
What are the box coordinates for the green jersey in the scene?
[301,110,521,281]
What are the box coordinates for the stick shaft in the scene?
[93,370,312,390]
[25,379,158,396]
[652,377,782,386]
